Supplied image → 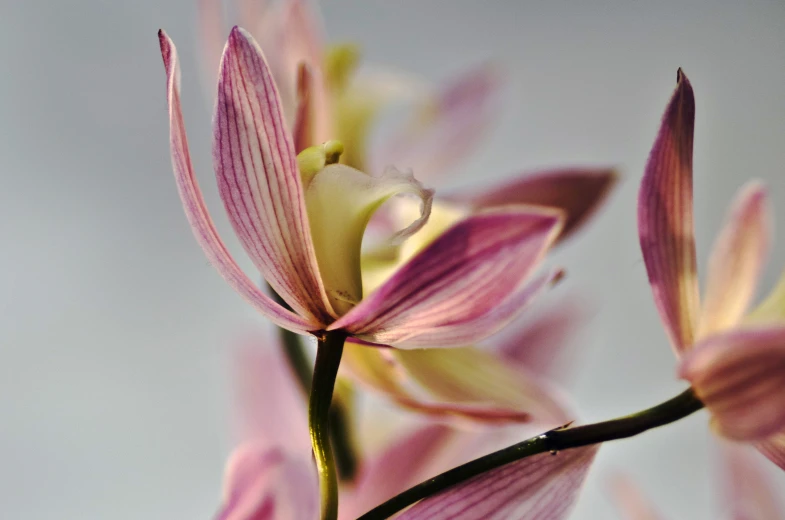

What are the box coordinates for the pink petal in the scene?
[449,168,618,243]
[340,425,456,520]
[328,208,564,348]
[158,30,315,333]
[719,441,784,519]
[197,0,226,84]
[399,445,599,520]
[678,325,785,441]
[292,62,314,153]
[218,443,318,520]
[232,337,310,455]
[698,182,770,337]
[756,433,785,471]
[215,27,333,323]
[608,475,666,520]
[374,64,501,182]
[638,69,700,354]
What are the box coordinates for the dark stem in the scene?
[310,330,348,520]
[358,388,704,520]
[271,286,359,482]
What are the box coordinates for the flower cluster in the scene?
[156,1,784,519]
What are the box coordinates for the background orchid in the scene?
[638,70,785,470]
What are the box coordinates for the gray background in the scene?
[1,0,784,518]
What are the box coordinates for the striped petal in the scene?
[158,30,315,333]
[720,441,785,518]
[215,27,333,323]
[217,444,318,520]
[304,163,433,316]
[399,445,599,520]
[638,69,700,353]
[698,182,770,338]
[329,208,564,348]
[449,167,618,242]
[374,64,501,182]
[678,325,785,441]
[756,433,785,471]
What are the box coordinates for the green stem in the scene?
[358,388,704,520]
[310,330,348,520]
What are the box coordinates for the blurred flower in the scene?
[220,322,596,520]
[610,442,783,520]
[159,27,566,348]
[637,69,785,469]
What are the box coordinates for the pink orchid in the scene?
[159,27,568,348]
[198,0,617,232]
[638,70,785,469]
[220,320,597,520]
[611,442,783,520]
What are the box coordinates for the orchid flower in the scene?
[610,442,783,520]
[220,326,597,520]
[638,69,785,469]
[159,27,567,348]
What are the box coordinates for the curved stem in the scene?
[310,330,348,520]
[358,388,704,520]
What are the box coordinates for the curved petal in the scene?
[197,0,226,86]
[394,340,570,425]
[341,425,456,520]
[608,475,665,520]
[341,342,533,424]
[215,27,333,323]
[330,208,564,348]
[449,167,619,243]
[638,69,700,353]
[720,441,785,519]
[678,325,785,440]
[305,163,433,315]
[398,445,599,520]
[218,443,318,520]
[756,433,785,471]
[698,182,770,338]
[745,268,785,324]
[158,30,315,334]
[374,64,501,182]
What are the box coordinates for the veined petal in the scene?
[398,445,599,520]
[341,342,533,424]
[698,182,770,338]
[394,340,570,425]
[638,69,700,353]
[158,30,315,333]
[756,433,785,471]
[720,441,785,519]
[304,163,433,316]
[449,167,618,242]
[341,425,456,520]
[678,325,785,441]
[218,443,318,520]
[215,27,333,323]
[330,208,564,348]
[374,64,501,182]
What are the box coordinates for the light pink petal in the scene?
[215,27,333,323]
[292,62,314,153]
[340,425,456,520]
[232,337,310,455]
[638,69,700,353]
[608,475,666,520]
[719,441,784,519]
[698,182,770,338]
[449,168,618,243]
[678,325,785,441]
[374,64,501,182]
[197,0,226,85]
[329,208,564,348]
[756,433,785,471]
[158,30,315,334]
[217,443,318,520]
[399,445,599,520]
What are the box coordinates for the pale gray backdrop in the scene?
[1,1,784,519]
